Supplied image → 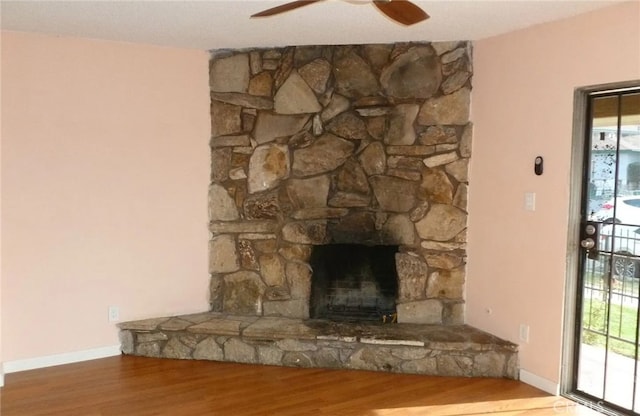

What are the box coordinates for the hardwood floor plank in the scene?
[0,355,599,415]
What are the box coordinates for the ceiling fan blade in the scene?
[373,0,429,26]
[251,0,325,18]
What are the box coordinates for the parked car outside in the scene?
[599,223,640,278]
[593,196,640,225]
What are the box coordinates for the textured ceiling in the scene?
[0,0,627,50]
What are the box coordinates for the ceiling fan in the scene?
[251,0,429,26]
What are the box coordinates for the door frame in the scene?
[561,79,640,398]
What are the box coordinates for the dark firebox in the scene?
[309,244,399,322]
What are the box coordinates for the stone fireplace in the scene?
[208,42,471,325]
[118,41,518,379]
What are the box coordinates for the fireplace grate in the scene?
[323,280,396,322]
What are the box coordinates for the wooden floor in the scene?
[1,355,600,415]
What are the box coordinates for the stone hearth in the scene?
[118,313,518,379]
[119,41,519,379]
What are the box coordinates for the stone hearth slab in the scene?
[188,316,252,336]
[243,317,317,340]
[119,312,518,379]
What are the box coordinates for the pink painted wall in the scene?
[469,1,640,384]
[1,32,210,362]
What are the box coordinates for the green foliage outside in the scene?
[582,298,639,358]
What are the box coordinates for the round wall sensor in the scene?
[534,156,543,175]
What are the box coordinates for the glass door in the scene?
[573,88,640,414]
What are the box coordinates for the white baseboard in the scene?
[0,366,4,387]
[520,369,560,395]
[2,345,121,374]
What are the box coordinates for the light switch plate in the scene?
[525,192,536,211]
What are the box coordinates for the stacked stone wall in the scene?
[209,42,473,324]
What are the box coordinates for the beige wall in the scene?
[1,32,210,362]
[468,1,640,384]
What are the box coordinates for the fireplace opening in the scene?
[309,244,399,322]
